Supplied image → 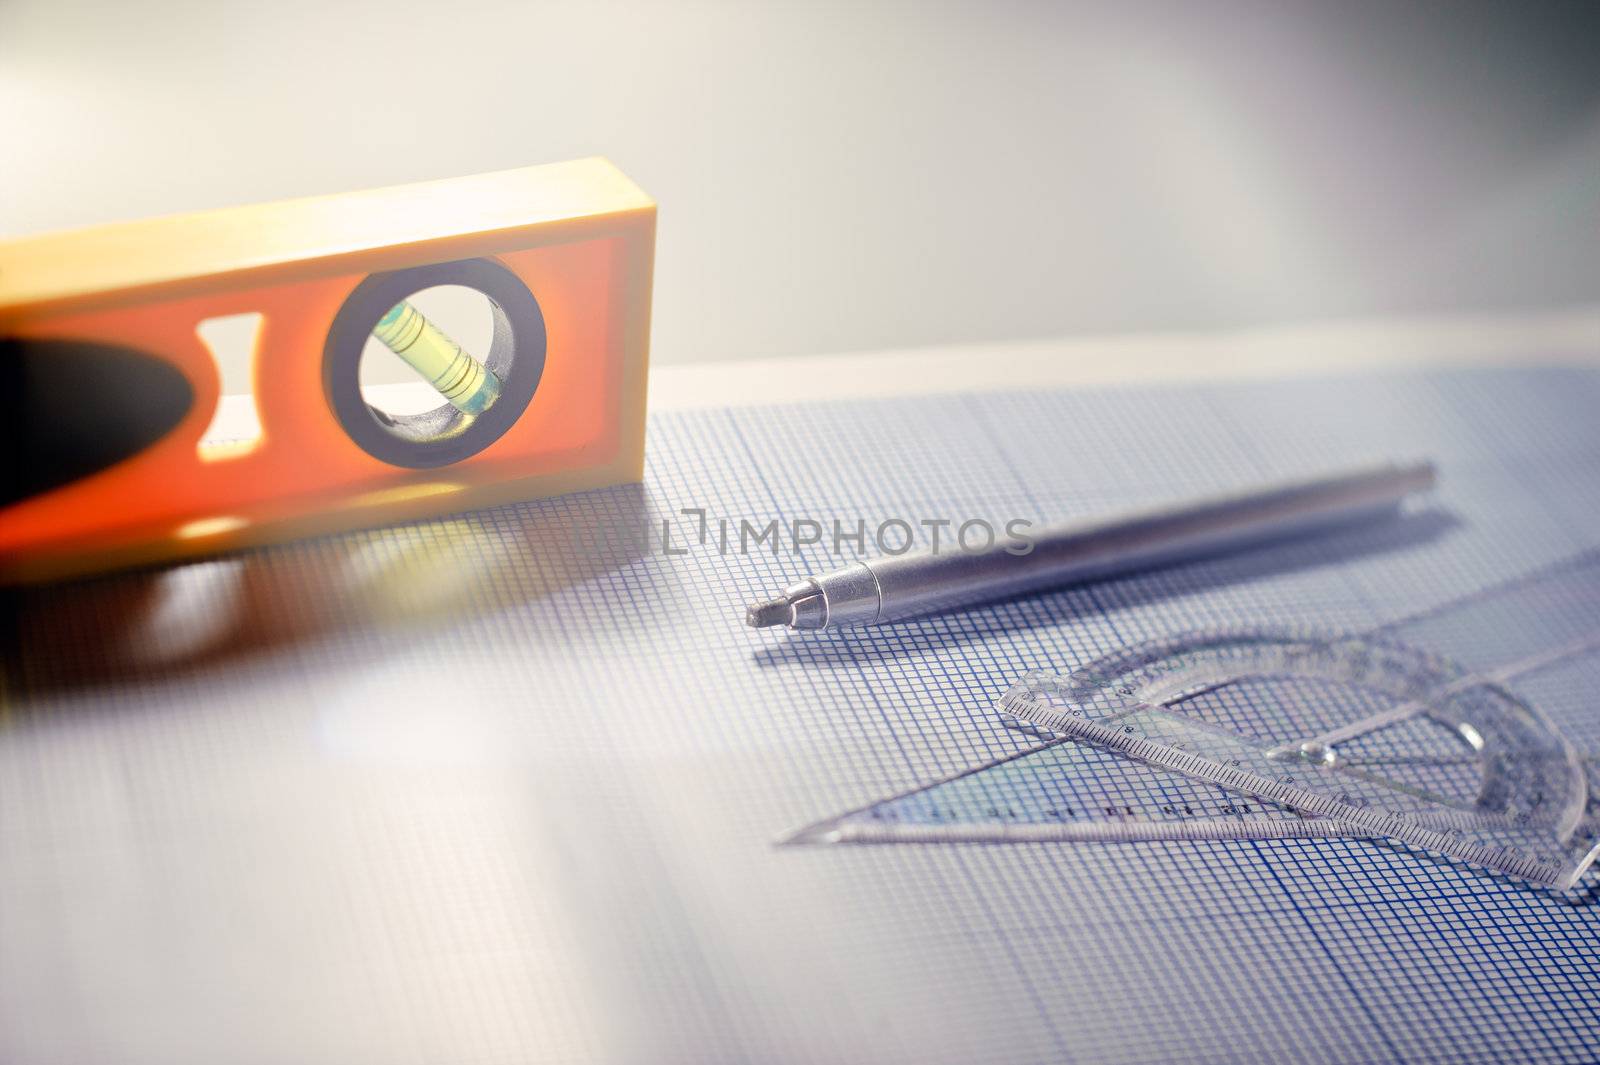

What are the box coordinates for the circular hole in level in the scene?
[357,284,498,420]
[324,257,546,469]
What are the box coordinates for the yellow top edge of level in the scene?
[0,157,654,316]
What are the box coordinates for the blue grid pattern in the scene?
[1,365,1598,1064]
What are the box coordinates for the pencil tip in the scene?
[746,598,793,628]
[777,823,843,846]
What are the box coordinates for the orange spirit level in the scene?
[0,158,655,583]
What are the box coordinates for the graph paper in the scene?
[3,364,1599,1064]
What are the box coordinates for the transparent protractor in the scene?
[1051,627,1593,850]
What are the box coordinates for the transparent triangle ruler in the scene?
[786,550,1600,890]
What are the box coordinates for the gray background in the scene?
[2,0,1596,387]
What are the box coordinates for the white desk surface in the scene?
[651,306,1600,409]
[211,306,1600,444]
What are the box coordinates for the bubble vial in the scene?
[371,300,503,416]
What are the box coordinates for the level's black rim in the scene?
[323,257,546,469]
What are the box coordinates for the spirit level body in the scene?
[0,159,655,583]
